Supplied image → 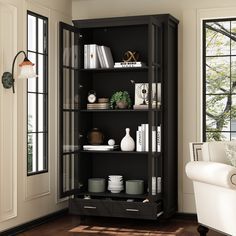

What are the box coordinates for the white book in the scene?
[157,126,161,152]
[100,46,114,68]
[97,46,106,68]
[152,176,156,195]
[152,126,157,152]
[84,44,88,69]
[141,124,146,151]
[145,124,149,152]
[114,61,146,68]
[88,44,100,68]
[136,126,142,152]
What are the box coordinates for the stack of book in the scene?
[84,44,114,69]
[136,124,161,152]
[87,98,110,110]
[114,61,146,68]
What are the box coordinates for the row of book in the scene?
[84,44,114,69]
[136,124,161,152]
[84,44,146,69]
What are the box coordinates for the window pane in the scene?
[28,52,37,92]
[206,57,230,94]
[28,15,36,52]
[28,93,36,132]
[38,133,46,171]
[38,94,45,132]
[38,54,44,93]
[206,132,230,141]
[38,18,44,54]
[28,133,37,173]
[206,21,230,56]
[231,21,236,55]
[206,95,230,132]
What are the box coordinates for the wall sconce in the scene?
[1,50,37,93]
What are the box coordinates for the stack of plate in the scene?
[108,175,124,193]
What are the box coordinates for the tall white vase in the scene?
[120,128,135,151]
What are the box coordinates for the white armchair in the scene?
[186,142,236,236]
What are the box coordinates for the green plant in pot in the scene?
[110,91,132,109]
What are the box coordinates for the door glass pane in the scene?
[28,93,36,132]
[63,29,70,67]
[38,54,44,93]
[28,14,36,51]
[38,18,44,54]
[27,52,37,92]
[38,133,46,171]
[28,133,37,173]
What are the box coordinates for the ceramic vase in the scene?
[120,128,135,151]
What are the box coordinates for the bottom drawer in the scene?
[112,201,162,220]
[69,198,162,220]
[69,198,113,217]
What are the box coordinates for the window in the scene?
[203,18,236,141]
[27,11,48,175]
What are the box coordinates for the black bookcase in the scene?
[59,14,178,220]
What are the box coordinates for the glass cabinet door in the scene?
[148,18,163,200]
[59,22,81,197]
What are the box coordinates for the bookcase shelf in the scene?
[59,14,178,220]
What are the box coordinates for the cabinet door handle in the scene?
[84,206,96,209]
[125,208,139,212]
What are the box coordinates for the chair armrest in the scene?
[186,161,236,189]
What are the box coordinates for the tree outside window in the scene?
[203,19,236,141]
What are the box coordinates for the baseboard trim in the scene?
[174,212,198,221]
[0,208,68,236]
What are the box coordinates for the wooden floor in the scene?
[18,214,224,236]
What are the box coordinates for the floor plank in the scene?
[17,214,224,236]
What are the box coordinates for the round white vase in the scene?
[120,128,135,151]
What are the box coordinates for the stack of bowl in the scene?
[108,175,124,193]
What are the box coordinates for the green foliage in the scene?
[110,91,132,109]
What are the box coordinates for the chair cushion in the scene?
[202,141,234,165]
[225,143,236,167]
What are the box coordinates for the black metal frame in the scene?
[203,18,236,141]
[27,11,48,176]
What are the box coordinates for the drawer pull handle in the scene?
[125,208,139,212]
[84,206,96,209]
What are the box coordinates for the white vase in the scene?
[120,128,135,151]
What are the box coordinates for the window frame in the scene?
[202,18,236,141]
[27,10,48,176]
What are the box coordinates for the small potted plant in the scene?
[110,91,132,109]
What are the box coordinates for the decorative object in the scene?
[125,180,144,195]
[2,50,37,93]
[108,139,115,146]
[123,51,139,62]
[87,90,97,103]
[225,143,236,167]
[88,178,105,193]
[133,83,161,109]
[87,128,104,145]
[110,91,132,109]
[120,128,135,151]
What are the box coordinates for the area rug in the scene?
[69,218,198,236]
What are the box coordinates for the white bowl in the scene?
[108,175,123,180]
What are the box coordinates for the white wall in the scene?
[72,0,236,213]
[0,0,71,232]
